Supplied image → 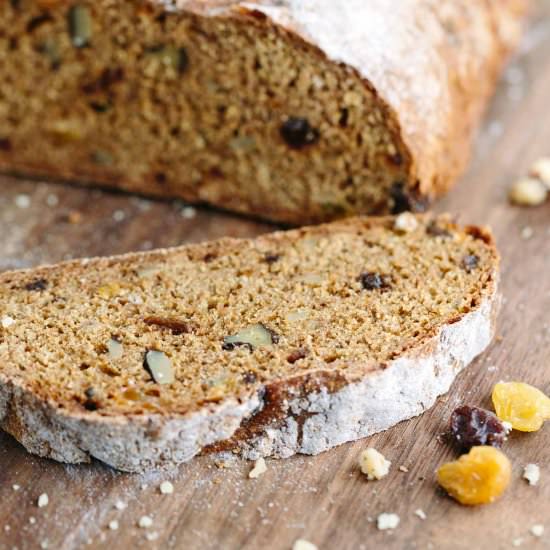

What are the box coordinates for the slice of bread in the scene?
[0,215,499,472]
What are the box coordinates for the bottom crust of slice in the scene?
[0,286,498,472]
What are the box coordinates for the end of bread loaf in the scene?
[0,215,499,471]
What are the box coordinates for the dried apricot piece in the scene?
[492,381,550,432]
[437,446,511,505]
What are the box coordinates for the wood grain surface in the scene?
[1,4,550,549]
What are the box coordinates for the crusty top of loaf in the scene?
[0,215,498,421]
[171,0,529,197]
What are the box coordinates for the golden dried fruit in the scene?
[492,381,550,432]
[437,446,511,505]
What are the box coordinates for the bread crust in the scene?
[0,216,500,472]
[0,0,528,223]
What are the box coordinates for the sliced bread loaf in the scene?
[0,0,527,223]
[0,215,499,471]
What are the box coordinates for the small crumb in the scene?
[46,194,59,207]
[377,513,400,531]
[414,509,427,520]
[399,465,409,473]
[292,540,318,550]
[523,464,540,486]
[487,365,498,372]
[159,481,174,495]
[4,525,10,532]
[113,209,126,222]
[530,157,550,187]
[181,206,196,219]
[108,520,119,531]
[502,421,513,434]
[12,484,20,491]
[67,210,83,224]
[141,484,148,491]
[509,177,547,206]
[249,458,268,479]
[40,541,48,550]
[512,538,523,547]
[114,500,126,511]
[37,493,49,508]
[521,226,534,240]
[138,516,153,529]
[146,531,159,542]
[29,517,36,525]
[1,316,15,328]
[393,212,418,233]
[15,194,31,209]
[531,525,544,537]
[359,448,391,480]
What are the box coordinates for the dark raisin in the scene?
[89,101,111,113]
[0,138,12,152]
[280,117,319,149]
[339,108,349,128]
[24,278,48,292]
[450,405,506,450]
[221,341,253,353]
[83,387,98,411]
[176,47,189,74]
[287,348,308,364]
[154,171,167,185]
[389,182,429,214]
[82,67,124,94]
[242,371,257,384]
[264,253,280,264]
[426,220,452,238]
[203,253,217,263]
[461,254,479,273]
[143,316,192,335]
[358,272,391,291]
[388,152,403,166]
[26,13,53,32]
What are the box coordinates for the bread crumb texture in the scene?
[0,215,498,470]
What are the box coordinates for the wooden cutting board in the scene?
[1,4,550,549]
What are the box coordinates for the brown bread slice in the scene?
[0,0,527,224]
[0,215,499,472]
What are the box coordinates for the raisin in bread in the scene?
[0,0,527,224]
[0,214,499,472]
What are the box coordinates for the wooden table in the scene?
[1,4,550,549]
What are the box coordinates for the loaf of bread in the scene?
[0,1,527,224]
[0,214,499,471]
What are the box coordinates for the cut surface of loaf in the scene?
[0,0,527,223]
[0,215,499,471]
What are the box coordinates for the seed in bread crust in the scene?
[280,117,319,149]
[144,350,174,385]
[68,5,92,48]
[223,324,279,351]
[107,338,124,360]
[393,212,418,233]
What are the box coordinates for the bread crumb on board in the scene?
[159,481,174,494]
[508,177,547,206]
[37,493,49,508]
[523,464,540,486]
[414,509,427,520]
[377,513,400,530]
[530,524,544,537]
[249,458,268,479]
[138,516,153,529]
[359,448,391,480]
[292,539,318,550]
[108,520,119,531]
[114,500,126,511]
